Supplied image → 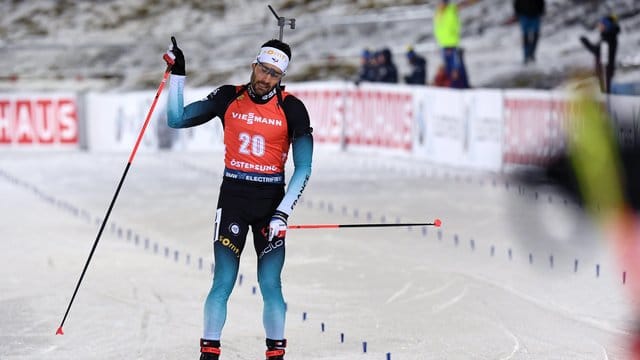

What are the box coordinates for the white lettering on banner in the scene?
[231,111,282,127]
[292,90,342,144]
[503,96,565,166]
[58,99,77,143]
[35,99,54,143]
[16,100,34,143]
[0,97,78,145]
[348,89,412,150]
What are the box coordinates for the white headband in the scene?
[254,46,290,74]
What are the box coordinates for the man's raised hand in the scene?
[163,36,185,75]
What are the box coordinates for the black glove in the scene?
[163,36,186,75]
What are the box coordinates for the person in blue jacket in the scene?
[375,48,398,83]
[404,46,427,85]
[514,0,545,64]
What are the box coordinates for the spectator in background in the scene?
[433,0,470,88]
[356,48,377,84]
[433,0,460,76]
[580,14,621,93]
[375,47,398,83]
[404,46,427,85]
[451,48,471,89]
[514,0,545,64]
[432,63,451,87]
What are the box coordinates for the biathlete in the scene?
[164,36,313,360]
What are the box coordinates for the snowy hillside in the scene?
[1,0,639,92]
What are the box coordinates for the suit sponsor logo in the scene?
[229,159,279,172]
[231,111,283,127]
[259,238,284,259]
[219,236,240,257]
[229,223,240,235]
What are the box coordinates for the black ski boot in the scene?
[265,338,286,360]
[200,339,221,360]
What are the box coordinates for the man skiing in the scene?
[164,36,313,360]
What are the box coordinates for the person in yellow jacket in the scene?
[433,0,471,88]
[434,0,460,48]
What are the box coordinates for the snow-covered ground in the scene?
[0,149,635,359]
[1,2,639,358]
[1,0,639,92]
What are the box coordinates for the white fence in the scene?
[1,82,638,172]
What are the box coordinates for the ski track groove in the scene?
[431,285,469,314]
[498,323,521,360]
[385,281,412,304]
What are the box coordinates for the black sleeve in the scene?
[205,85,239,126]
[282,95,313,141]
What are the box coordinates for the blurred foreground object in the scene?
[514,75,640,358]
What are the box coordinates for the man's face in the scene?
[250,61,284,96]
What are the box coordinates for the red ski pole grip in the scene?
[163,53,175,66]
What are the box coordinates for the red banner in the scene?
[0,95,78,146]
[502,96,567,165]
[347,89,413,150]
[291,89,343,145]
[292,85,413,151]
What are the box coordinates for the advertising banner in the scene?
[289,82,414,153]
[287,82,346,150]
[413,88,503,171]
[607,95,640,149]
[465,89,503,170]
[85,87,224,153]
[345,84,413,152]
[502,90,564,166]
[0,93,79,149]
[425,88,470,166]
[85,91,165,152]
[74,81,639,173]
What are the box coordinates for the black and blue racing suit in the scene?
[166,74,313,342]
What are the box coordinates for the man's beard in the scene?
[250,73,274,96]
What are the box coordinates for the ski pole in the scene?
[56,65,172,336]
[289,218,442,229]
